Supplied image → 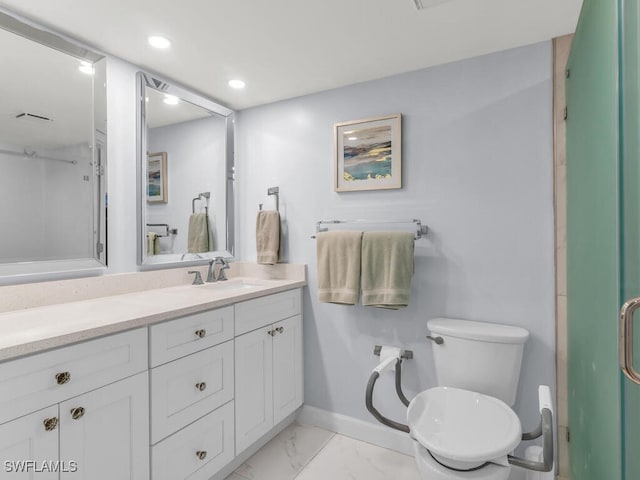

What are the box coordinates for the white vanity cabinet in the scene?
[234,290,303,454]
[59,372,149,480]
[0,405,59,479]
[0,329,149,480]
[149,308,236,480]
[0,285,304,480]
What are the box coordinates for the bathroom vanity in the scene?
[0,266,305,480]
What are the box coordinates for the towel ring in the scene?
[259,186,280,212]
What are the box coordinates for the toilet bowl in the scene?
[407,386,521,479]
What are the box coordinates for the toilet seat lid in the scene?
[407,387,522,464]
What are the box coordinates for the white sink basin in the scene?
[198,280,263,291]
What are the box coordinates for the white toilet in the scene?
[407,318,530,480]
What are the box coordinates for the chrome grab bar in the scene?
[620,297,640,385]
[507,385,554,472]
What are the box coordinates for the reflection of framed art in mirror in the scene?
[147,152,168,203]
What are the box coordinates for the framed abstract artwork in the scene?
[334,113,402,192]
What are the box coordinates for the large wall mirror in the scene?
[137,72,235,266]
[0,10,107,279]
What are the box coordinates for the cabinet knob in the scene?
[55,371,71,385]
[70,407,85,420]
[268,330,276,337]
[196,451,207,460]
[276,326,284,334]
[195,329,206,339]
[43,417,58,432]
[195,382,207,392]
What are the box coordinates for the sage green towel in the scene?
[188,213,210,253]
[256,210,281,264]
[316,231,362,305]
[361,231,414,309]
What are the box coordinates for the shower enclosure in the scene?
[566,0,640,478]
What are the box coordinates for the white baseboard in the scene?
[297,405,414,456]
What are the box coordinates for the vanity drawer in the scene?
[0,328,148,425]
[150,340,234,443]
[151,401,234,480]
[235,289,301,336]
[149,306,234,367]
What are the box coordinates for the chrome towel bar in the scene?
[311,218,428,240]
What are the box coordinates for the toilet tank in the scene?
[427,318,529,406]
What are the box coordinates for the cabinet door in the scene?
[273,315,303,424]
[59,372,149,480]
[235,325,273,454]
[0,405,59,479]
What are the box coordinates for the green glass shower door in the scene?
[567,0,640,479]
[620,1,640,479]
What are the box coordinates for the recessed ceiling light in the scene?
[228,79,246,89]
[148,35,171,49]
[78,61,94,75]
[163,94,179,105]
[348,136,357,141]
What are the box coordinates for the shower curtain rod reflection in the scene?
[311,219,429,240]
[0,148,78,165]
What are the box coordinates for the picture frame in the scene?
[334,113,402,192]
[147,151,168,203]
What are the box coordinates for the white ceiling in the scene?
[0,0,582,111]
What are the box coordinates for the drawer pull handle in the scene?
[196,451,207,460]
[55,371,71,385]
[195,329,206,338]
[70,407,85,420]
[276,326,284,334]
[43,417,58,431]
[268,329,276,336]
[195,382,207,392]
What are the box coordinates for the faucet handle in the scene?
[188,271,204,285]
[216,257,230,281]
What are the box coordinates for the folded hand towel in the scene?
[316,231,363,305]
[188,213,211,253]
[256,210,281,264]
[361,231,414,309]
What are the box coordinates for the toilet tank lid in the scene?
[427,318,529,344]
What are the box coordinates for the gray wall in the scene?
[236,41,555,431]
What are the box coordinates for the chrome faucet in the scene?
[206,257,230,282]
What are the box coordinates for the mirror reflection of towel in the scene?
[147,232,160,255]
[188,213,211,253]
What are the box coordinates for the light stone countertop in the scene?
[0,274,306,362]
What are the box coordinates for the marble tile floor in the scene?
[225,422,421,480]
